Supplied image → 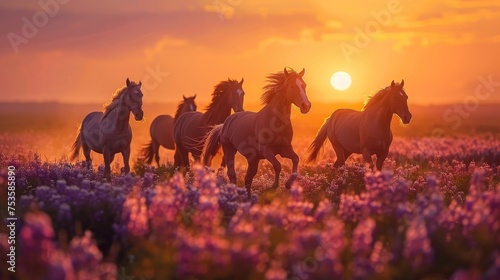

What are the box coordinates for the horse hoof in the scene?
[285,178,296,189]
[285,173,297,189]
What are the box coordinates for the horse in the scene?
[203,68,311,198]
[173,78,245,171]
[71,78,144,180]
[307,79,412,170]
[141,95,197,167]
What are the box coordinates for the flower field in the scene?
[1,136,500,279]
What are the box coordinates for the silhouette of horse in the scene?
[173,78,245,171]
[307,80,412,170]
[71,78,144,180]
[203,68,311,197]
[141,95,197,166]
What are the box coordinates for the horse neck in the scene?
[202,98,231,126]
[108,99,131,131]
[363,99,393,129]
[261,90,292,124]
[174,104,188,121]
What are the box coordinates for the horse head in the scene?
[227,78,245,113]
[284,68,311,114]
[125,78,144,121]
[183,94,197,112]
[389,79,412,124]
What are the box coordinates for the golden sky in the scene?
[1,0,499,105]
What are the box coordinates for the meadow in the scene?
[1,102,500,279]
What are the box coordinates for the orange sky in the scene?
[1,0,499,105]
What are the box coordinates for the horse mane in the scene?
[174,99,188,120]
[203,79,238,124]
[362,84,394,111]
[261,68,298,104]
[102,82,137,118]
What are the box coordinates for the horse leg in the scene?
[103,148,112,181]
[331,140,346,167]
[222,145,237,184]
[341,149,353,166]
[192,151,201,164]
[376,150,388,171]
[219,157,226,171]
[174,146,189,174]
[182,150,190,171]
[281,146,299,189]
[261,147,281,189]
[82,144,92,169]
[153,139,160,167]
[122,147,131,174]
[244,159,259,198]
[362,148,375,170]
[344,150,352,161]
[174,148,182,170]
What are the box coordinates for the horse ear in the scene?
[401,79,404,87]
[299,68,305,77]
[183,95,187,100]
[391,80,395,88]
[138,81,142,87]
[126,78,131,87]
[240,78,244,85]
[284,67,289,76]
[193,94,197,99]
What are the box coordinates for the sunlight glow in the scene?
[330,71,352,91]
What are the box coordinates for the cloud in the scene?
[0,7,327,57]
[144,36,188,60]
[256,28,319,50]
[0,1,202,15]
[397,9,500,29]
[446,0,500,9]
[1,1,499,105]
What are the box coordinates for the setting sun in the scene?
[330,71,352,91]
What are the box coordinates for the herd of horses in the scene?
[70,68,412,197]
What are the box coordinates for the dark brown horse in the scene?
[173,78,245,171]
[141,95,197,166]
[71,78,144,180]
[203,68,311,197]
[307,80,412,170]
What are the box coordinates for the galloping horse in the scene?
[307,80,412,170]
[71,78,144,180]
[173,78,245,171]
[142,95,197,166]
[203,68,311,197]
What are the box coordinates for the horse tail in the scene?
[70,124,82,161]
[141,141,155,164]
[202,124,223,166]
[307,117,330,163]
